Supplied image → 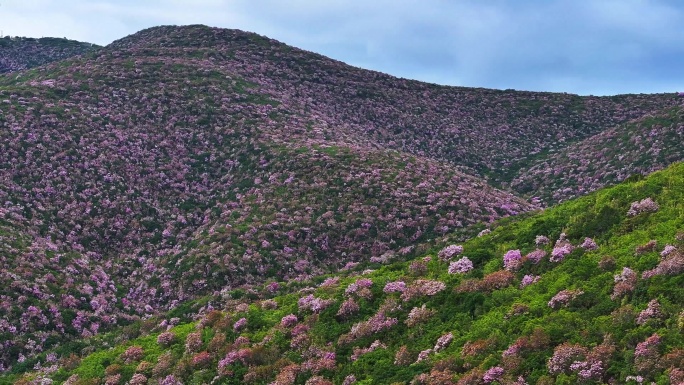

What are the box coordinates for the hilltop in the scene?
[0,36,98,73]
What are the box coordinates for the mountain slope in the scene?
[511,106,684,203]
[2,24,684,380]
[5,162,683,384]
[0,26,532,370]
[0,36,98,73]
[107,25,682,186]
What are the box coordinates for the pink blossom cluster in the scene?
[405,304,436,327]
[520,274,540,288]
[612,267,638,299]
[433,332,453,352]
[580,237,598,250]
[535,235,550,246]
[503,249,523,271]
[298,295,335,313]
[280,314,298,328]
[636,299,663,325]
[548,289,583,309]
[438,244,463,260]
[448,257,474,274]
[339,311,398,344]
[400,279,446,301]
[550,244,574,262]
[627,198,660,216]
[483,366,505,383]
[525,249,547,264]
[641,249,684,278]
[233,317,248,331]
[383,281,406,293]
[350,340,386,361]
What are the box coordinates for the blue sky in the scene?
[1,0,683,95]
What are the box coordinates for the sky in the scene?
[1,0,683,96]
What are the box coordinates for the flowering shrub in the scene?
[336,298,360,318]
[482,366,504,383]
[280,314,298,328]
[520,274,540,288]
[433,332,453,352]
[612,267,638,299]
[438,244,463,260]
[634,333,661,374]
[192,351,211,368]
[405,304,437,327]
[535,235,550,246]
[128,373,148,385]
[627,198,659,216]
[547,343,588,375]
[409,259,428,276]
[185,332,203,353]
[641,250,684,278]
[448,257,474,274]
[503,249,522,271]
[350,340,386,361]
[550,244,574,262]
[580,237,598,250]
[661,244,677,257]
[400,280,446,301]
[525,249,547,264]
[338,311,398,344]
[548,289,583,309]
[233,317,247,331]
[383,281,406,293]
[157,331,176,347]
[636,299,663,325]
[394,346,413,366]
[120,346,144,364]
[298,295,335,313]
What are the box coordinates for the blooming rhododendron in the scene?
[438,244,463,260]
[503,249,522,271]
[448,257,474,274]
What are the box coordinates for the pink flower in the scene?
[448,257,473,274]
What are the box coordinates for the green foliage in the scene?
[4,163,684,384]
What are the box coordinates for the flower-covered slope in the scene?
[511,106,684,204]
[0,25,534,372]
[5,162,683,384]
[107,25,682,185]
[0,36,98,73]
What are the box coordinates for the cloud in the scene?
[0,0,683,95]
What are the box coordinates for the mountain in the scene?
[5,161,683,384]
[1,24,683,381]
[105,26,681,188]
[511,106,684,203]
[0,36,98,73]
[0,25,531,371]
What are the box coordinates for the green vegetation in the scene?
[6,163,683,384]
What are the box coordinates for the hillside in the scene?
[0,36,98,73]
[511,106,684,203]
[106,26,682,188]
[0,25,532,371]
[1,24,684,382]
[4,162,683,384]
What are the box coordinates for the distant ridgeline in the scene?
[0,36,99,73]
